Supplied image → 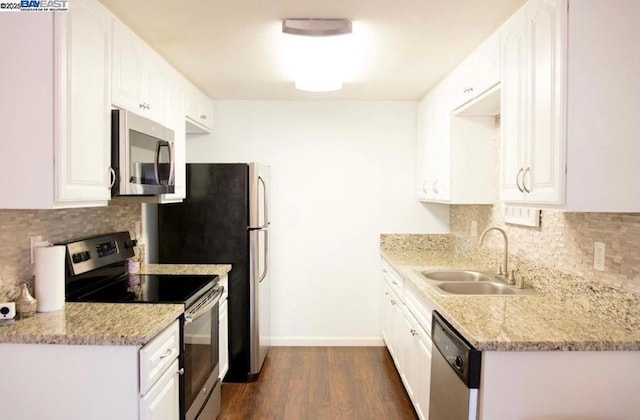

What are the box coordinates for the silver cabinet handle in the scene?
[178,368,184,375]
[139,103,146,110]
[108,167,116,189]
[390,300,397,305]
[410,329,418,336]
[159,348,173,359]
[200,114,207,120]
[432,179,439,194]
[516,168,525,193]
[423,180,430,194]
[523,167,531,193]
[392,280,398,285]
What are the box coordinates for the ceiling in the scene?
[99,0,525,101]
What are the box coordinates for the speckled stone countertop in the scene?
[382,249,640,352]
[0,264,231,346]
[139,263,232,276]
[0,303,183,346]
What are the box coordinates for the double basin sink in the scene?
[419,270,539,296]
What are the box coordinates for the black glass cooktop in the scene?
[67,273,217,308]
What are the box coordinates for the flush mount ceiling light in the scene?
[281,18,354,92]
[282,18,352,37]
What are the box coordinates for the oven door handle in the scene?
[184,287,223,324]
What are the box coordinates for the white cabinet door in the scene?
[500,5,528,202]
[414,326,432,420]
[399,310,416,400]
[450,30,501,109]
[219,298,229,380]
[0,0,111,209]
[55,0,112,203]
[112,19,144,114]
[500,0,567,205]
[112,19,167,125]
[140,358,180,420]
[524,0,566,204]
[185,82,213,133]
[159,69,186,203]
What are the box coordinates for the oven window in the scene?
[184,302,219,412]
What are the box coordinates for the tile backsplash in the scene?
[451,206,640,293]
[0,201,141,301]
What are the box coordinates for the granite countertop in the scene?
[0,303,183,346]
[382,249,640,352]
[139,263,232,277]
[0,264,231,346]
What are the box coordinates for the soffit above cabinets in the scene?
[98,0,525,100]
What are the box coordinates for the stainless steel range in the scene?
[61,231,221,420]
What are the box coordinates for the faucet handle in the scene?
[509,269,524,288]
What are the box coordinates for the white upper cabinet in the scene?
[501,0,639,211]
[500,6,528,202]
[158,69,186,203]
[0,0,112,209]
[501,0,566,205]
[112,19,167,125]
[416,30,499,205]
[185,82,213,133]
[450,31,501,109]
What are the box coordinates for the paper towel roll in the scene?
[35,245,66,312]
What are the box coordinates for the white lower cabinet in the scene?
[0,320,181,420]
[140,358,180,420]
[219,274,230,381]
[381,259,432,420]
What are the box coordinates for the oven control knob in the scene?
[454,355,464,371]
[81,251,91,261]
[72,253,83,263]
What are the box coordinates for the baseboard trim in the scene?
[270,336,385,347]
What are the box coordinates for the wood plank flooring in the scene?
[218,347,418,420]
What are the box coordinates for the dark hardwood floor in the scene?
[218,347,418,420]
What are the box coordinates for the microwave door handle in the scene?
[154,141,172,185]
[154,141,162,185]
[167,140,175,186]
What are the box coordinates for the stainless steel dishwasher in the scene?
[429,311,482,420]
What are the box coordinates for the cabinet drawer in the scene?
[381,259,404,297]
[404,281,435,336]
[140,320,180,395]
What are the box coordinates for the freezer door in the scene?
[249,163,270,228]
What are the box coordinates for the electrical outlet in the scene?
[594,242,606,271]
[0,302,16,320]
[470,220,478,237]
[30,235,42,264]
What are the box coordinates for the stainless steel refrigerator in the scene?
[156,163,270,382]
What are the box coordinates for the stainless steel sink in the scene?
[437,281,517,295]
[421,270,492,282]
[416,269,540,296]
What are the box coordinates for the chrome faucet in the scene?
[479,226,519,287]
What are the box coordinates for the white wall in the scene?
[187,100,449,345]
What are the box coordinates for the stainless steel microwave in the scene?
[111,109,175,196]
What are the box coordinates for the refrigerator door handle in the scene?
[259,228,269,283]
[259,174,269,227]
